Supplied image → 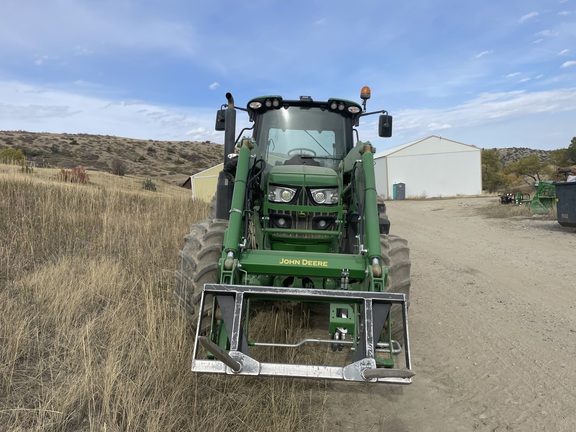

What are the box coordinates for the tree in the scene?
[549,148,570,167]
[566,136,576,165]
[505,155,553,187]
[0,148,26,164]
[481,149,509,193]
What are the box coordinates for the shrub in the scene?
[19,147,42,158]
[111,158,127,176]
[142,178,157,192]
[0,148,26,164]
[57,166,89,184]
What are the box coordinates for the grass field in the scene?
[0,164,327,431]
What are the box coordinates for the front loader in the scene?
[175,87,414,384]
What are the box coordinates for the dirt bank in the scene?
[327,196,576,432]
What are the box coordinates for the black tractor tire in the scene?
[174,219,227,328]
[380,233,411,345]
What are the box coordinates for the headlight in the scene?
[310,188,339,205]
[268,186,297,203]
[269,213,292,228]
[312,215,336,230]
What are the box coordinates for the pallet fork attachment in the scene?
[192,284,414,384]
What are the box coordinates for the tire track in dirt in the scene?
[388,197,576,431]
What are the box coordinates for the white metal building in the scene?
[374,135,482,199]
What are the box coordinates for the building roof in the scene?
[191,162,224,177]
[374,135,480,159]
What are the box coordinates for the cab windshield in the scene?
[255,106,351,168]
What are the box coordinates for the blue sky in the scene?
[1,0,575,152]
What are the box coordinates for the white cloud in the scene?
[33,54,60,66]
[519,78,531,83]
[536,30,557,37]
[475,50,493,58]
[519,12,539,23]
[427,123,452,131]
[507,72,521,78]
[0,80,217,141]
[561,61,576,68]
[3,78,576,151]
[34,56,48,66]
[73,46,95,56]
[393,88,576,137]
[558,49,569,55]
[184,127,224,142]
[558,10,572,16]
[209,82,220,90]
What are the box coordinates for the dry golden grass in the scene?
[0,164,327,431]
[480,200,557,220]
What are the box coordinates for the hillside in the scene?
[0,130,224,186]
[496,147,554,166]
[1,130,558,183]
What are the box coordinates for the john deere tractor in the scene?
[175,87,413,384]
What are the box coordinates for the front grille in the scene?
[269,191,338,238]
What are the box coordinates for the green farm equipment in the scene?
[500,182,556,214]
[175,87,413,384]
[521,181,556,214]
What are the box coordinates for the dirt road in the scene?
[327,197,576,432]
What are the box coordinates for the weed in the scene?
[57,166,90,184]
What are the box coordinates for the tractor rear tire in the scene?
[380,234,411,345]
[174,219,227,328]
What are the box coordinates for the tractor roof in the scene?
[246,95,363,119]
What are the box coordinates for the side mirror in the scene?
[378,115,393,138]
[215,109,226,131]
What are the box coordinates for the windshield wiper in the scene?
[303,130,331,155]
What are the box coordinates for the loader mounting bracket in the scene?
[192,284,414,384]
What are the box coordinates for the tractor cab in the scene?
[243,97,363,252]
[248,95,360,169]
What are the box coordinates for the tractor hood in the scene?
[268,165,338,187]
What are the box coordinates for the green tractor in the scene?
[175,87,414,384]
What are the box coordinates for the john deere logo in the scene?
[279,258,328,267]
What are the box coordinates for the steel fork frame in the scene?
[192,284,414,384]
